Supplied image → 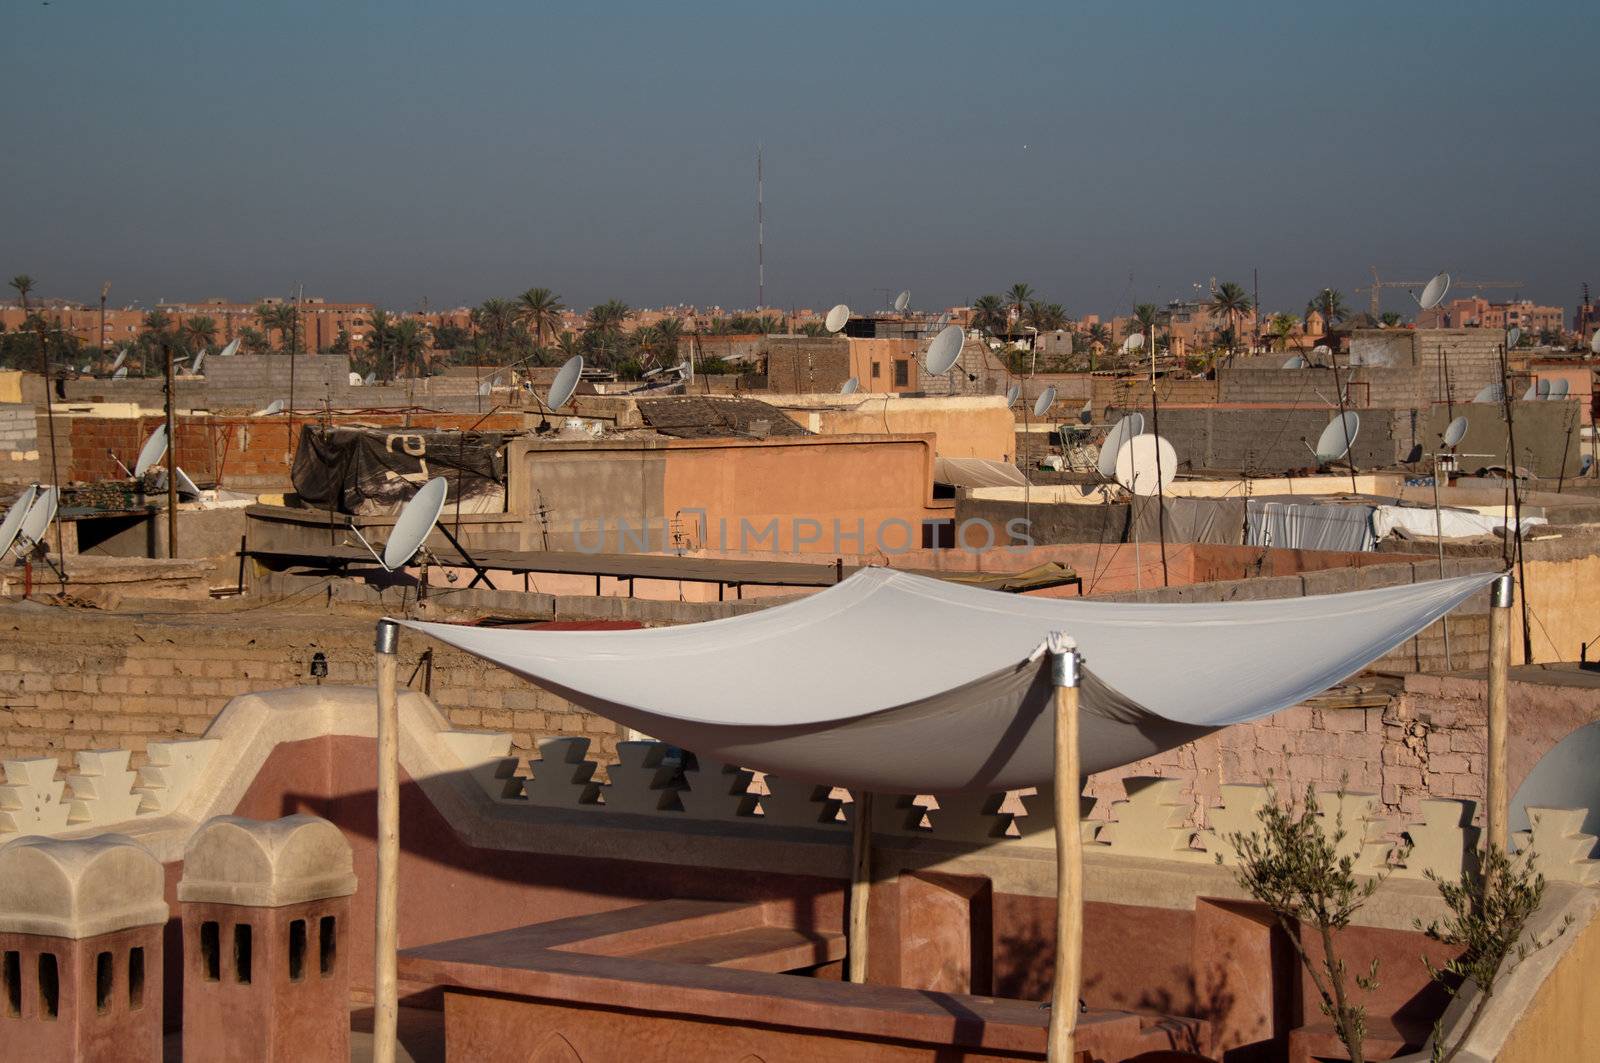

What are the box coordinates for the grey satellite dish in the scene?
[113,366,128,381]
[219,338,241,357]
[477,378,493,396]
[191,351,206,374]
[0,485,39,559]
[1113,435,1177,497]
[1537,379,1552,400]
[1097,413,1147,479]
[134,426,168,478]
[925,325,963,375]
[364,371,377,386]
[255,399,286,417]
[545,355,583,410]
[1122,333,1145,353]
[1032,385,1057,418]
[1520,381,1539,402]
[110,348,129,371]
[893,290,910,313]
[1506,327,1522,349]
[1078,401,1092,425]
[1551,378,1570,399]
[1418,273,1451,311]
[840,377,861,395]
[1443,416,1468,448]
[372,476,449,571]
[1313,411,1361,463]
[1473,383,1502,404]
[825,304,850,333]
[17,487,58,550]
[1005,383,1021,405]
[1282,354,1307,369]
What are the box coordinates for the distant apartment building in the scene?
[1417,297,1564,335]
[0,296,374,352]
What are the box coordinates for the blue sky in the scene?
[2,1,1593,318]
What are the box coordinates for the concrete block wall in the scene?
[1217,366,1423,409]
[1129,406,1400,472]
[0,402,40,476]
[0,606,624,774]
[1093,376,1219,413]
[762,336,850,394]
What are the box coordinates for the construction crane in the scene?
[1357,267,1524,317]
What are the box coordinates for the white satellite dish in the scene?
[925,325,963,375]
[113,366,128,380]
[1550,378,1569,399]
[545,355,583,410]
[1113,435,1177,497]
[1591,331,1600,355]
[1282,354,1307,369]
[364,371,377,386]
[1032,385,1057,418]
[1314,412,1361,463]
[1418,273,1451,311]
[254,399,286,417]
[110,348,129,371]
[477,378,493,396]
[0,485,39,558]
[1121,333,1145,353]
[219,338,241,357]
[191,351,206,374]
[1506,327,1521,349]
[893,290,910,313]
[17,487,58,550]
[1443,416,1468,448]
[134,426,168,478]
[175,467,201,499]
[349,372,363,386]
[1005,383,1021,405]
[1312,344,1331,356]
[1473,383,1502,404]
[840,377,861,395]
[1536,379,1552,400]
[344,475,449,573]
[1097,413,1147,479]
[825,304,850,333]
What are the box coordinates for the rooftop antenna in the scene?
[756,145,763,309]
[1497,328,1533,662]
[0,486,39,561]
[1432,413,1471,667]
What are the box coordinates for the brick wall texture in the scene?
[0,607,623,773]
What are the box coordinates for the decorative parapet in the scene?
[1,685,1596,894]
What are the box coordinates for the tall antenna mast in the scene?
[756,144,764,310]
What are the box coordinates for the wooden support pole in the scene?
[373,619,401,1063]
[848,790,875,984]
[1487,573,1513,852]
[1048,637,1082,1063]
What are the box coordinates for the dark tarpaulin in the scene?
[291,426,506,515]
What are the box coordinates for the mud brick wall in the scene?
[0,606,621,773]
[762,336,851,394]
[0,403,40,477]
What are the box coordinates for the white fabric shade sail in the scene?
[401,568,1496,794]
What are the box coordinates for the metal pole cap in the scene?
[1491,573,1514,609]
[375,618,400,654]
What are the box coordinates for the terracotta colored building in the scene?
[1417,296,1565,335]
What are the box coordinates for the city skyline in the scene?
[3,2,1593,317]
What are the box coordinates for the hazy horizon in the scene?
[3,1,1593,319]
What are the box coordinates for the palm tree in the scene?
[274,304,301,354]
[391,319,430,377]
[471,298,520,359]
[1006,283,1033,330]
[239,326,270,355]
[182,315,218,353]
[654,316,685,361]
[516,287,565,349]
[1306,289,1349,330]
[1267,312,1301,351]
[554,330,582,359]
[1129,304,1162,366]
[254,303,280,349]
[586,299,631,333]
[1209,281,1253,355]
[797,321,829,337]
[1024,301,1068,332]
[9,274,34,304]
[1086,322,1112,349]
[634,325,664,365]
[366,308,393,373]
[971,295,1007,336]
[1379,311,1402,328]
